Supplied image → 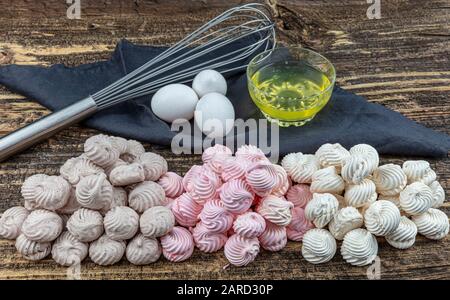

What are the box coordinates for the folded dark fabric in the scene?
[0,40,449,157]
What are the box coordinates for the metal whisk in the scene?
[0,3,275,161]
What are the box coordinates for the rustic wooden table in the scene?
[0,0,448,280]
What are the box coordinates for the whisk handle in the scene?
[0,97,98,162]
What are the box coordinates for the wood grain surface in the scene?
[0,0,449,279]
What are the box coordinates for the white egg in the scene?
[194,92,235,138]
[151,84,198,123]
[192,70,227,98]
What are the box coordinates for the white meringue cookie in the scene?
[60,155,104,185]
[314,143,350,173]
[402,160,436,185]
[84,134,120,168]
[385,216,417,249]
[104,159,127,177]
[100,187,128,215]
[140,206,175,238]
[128,181,166,213]
[121,139,146,163]
[399,182,433,216]
[349,144,379,174]
[21,209,63,242]
[126,233,161,265]
[304,193,339,228]
[344,178,377,208]
[0,206,29,240]
[57,188,81,215]
[89,234,126,266]
[15,234,51,261]
[372,164,407,196]
[301,229,337,264]
[76,173,113,210]
[364,200,401,236]
[281,153,320,183]
[341,154,371,184]
[136,152,168,181]
[429,181,445,208]
[109,163,145,186]
[21,174,71,211]
[310,166,345,194]
[341,228,378,266]
[51,231,88,266]
[109,136,129,154]
[328,207,363,240]
[256,195,293,226]
[67,208,104,242]
[104,206,139,240]
[412,208,449,240]
[381,194,401,209]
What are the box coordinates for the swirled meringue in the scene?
[385,216,417,249]
[109,136,128,154]
[259,221,287,252]
[271,164,291,197]
[140,206,175,238]
[100,187,128,215]
[109,163,145,186]
[304,193,339,228]
[310,166,345,194]
[202,144,232,164]
[382,194,401,209]
[301,229,336,264]
[286,206,313,241]
[0,206,29,239]
[219,179,254,214]
[57,188,81,215]
[364,200,401,236]
[171,193,203,227]
[104,159,127,177]
[76,173,113,210]
[341,154,371,184]
[67,208,104,242]
[344,178,377,208]
[285,184,312,208]
[235,144,268,163]
[158,172,184,198]
[189,167,221,204]
[21,209,63,242]
[412,208,449,240]
[328,207,363,240]
[126,233,161,265]
[399,182,433,216]
[182,165,204,193]
[84,134,120,167]
[341,228,378,266]
[199,199,234,233]
[89,234,126,266]
[120,139,145,163]
[429,181,445,208]
[51,231,88,266]
[136,152,168,181]
[21,174,71,210]
[373,164,407,196]
[221,157,249,182]
[281,153,320,183]
[349,144,379,174]
[192,222,228,253]
[224,234,260,267]
[104,206,139,240]
[60,155,104,185]
[15,234,51,261]
[402,160,436,185]
[128,181,166,213]
[233,212,266,238]
[245,161,278,197]
[315,143,350,173]
[160,226,194,262]
[256,195,293,226]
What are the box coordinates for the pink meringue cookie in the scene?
[224,234,260,267]
[206,152,232,174]
[189,168,222,204]
[235,145,268,163]
[182,165,203,193]
[158,172,184,198]
[160,226,194,262]
[286,206,314,241]
[271,164,292,197]
[198,199,234,233]
[233,212,266,238]
[286,184,313,208]
[202,144,232,164]
[259,221,287,252]
[171,193,203,227]
[191,222,228,253]
[256,195,294,226]
[219,179,255,214]
[245,161,278,197]
[221,157,250,182]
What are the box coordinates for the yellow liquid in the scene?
[249,62,333,126]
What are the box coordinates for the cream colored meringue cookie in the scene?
[126,233,161,265]
[341,154,371,184]
[67,208,104,242]
[399,182,433,216]
[385,216,417,249]
[109,163,145,186]
[0,206,29,239]
[328,207,363,240]
[89,234,126,266]
[315,143,350,173]
[21,209,63,242]
[304,193,339,228]
[57,188,81,215]
[341,228,378,266]
[429,181,445,208]
[128,181,166,213]
[344,178,377,208]
[310,166,345,194]
[301,229,337,264]
[120,139,146,163]
[76,173,113,210]
[412,208,449,240]
[364,200,401,236]
[372,164,407,196]
[104,206,139,240]
[136,152,168,181]
[256,195,293,226]
[281,152,320,183]
[402,160,436,185]
[21,174,71,211]
[140,206,175,238]
[84,134,120,168]
[349,144,379,174]
[60,155,104,185]
[15,234,51,261]
[51,231,89,266]
[100,187,128,215]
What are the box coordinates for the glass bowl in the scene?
[246,47,336,127]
